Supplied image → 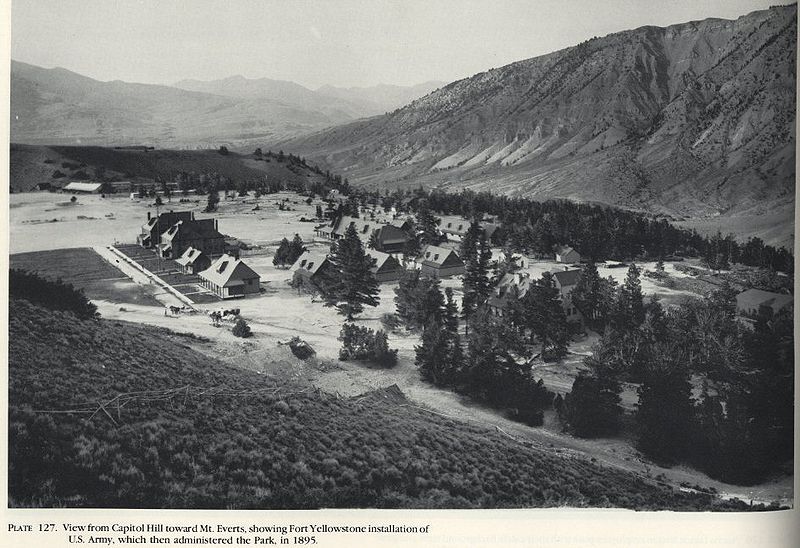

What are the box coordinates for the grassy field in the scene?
[10,247,161,307]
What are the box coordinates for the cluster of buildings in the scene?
[138,210,260,299]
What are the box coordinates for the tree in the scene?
[459,220,482,261]
[70,195,77,203]
[339,324,397,367]
[522,272,569,360]
[254,147,263,158]
[416,201,439,245]
[614,263,645,330]
[154,195,163,206]
[462,234,492,330]
[272,238,292,267]
[394,270,444,330]
[204,190,219,212]
[562,345,622,437]
[323,224,380,320]
[402,230,421,263]
[218,146,229,155]
[636,343,693,464]
[232,318,252,338]
[288,234,306,265]
[415,288,463,387]
[315,205,324,219]
[571,261,602,325]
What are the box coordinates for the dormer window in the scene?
[458,224,463,231]
[307,262,314,270]
[218,261,228,273]
[300,260,307,267]
[362,225,369,233]
[433,254,439,261]
[425,252,431,259]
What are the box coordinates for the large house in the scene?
[419,245,465,278]
[198,254,260,299]
[138,210,195,249]
[736,289,793,317]
[366,250,404,282]
[175,247,211,274]
[315,215,411,253]
[158,219,225,259]
[487,268,583,325]
[552,268,583,324]
[555,246,581,264]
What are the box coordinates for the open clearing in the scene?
[9,190,793,507]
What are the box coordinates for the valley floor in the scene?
[8,191,794,508]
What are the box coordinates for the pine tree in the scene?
[324,224,380,320]
[416,201,440,245]
[272,238,292,267]
[614,263,645,330]
[459,220,482,261]
[462,234,492,330]
[523,272,569,360]
[571,261,602,324]
[288,234,306,264]
[416,320,449,385]
[315,204,324,219]
[636,343,693,464]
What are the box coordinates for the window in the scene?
[307,262,315,270]
[363,225,369,233]
[300,260,307,267]
[458,224,463,231]
[446,222,452,228]
[433,254,439,261]
[425,252,431,259]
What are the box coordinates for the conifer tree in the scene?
[324,224,380,320]
[367,230,379,250]
[614,263,645,330]
[416,201,440,245]
[523,272,569,360]
[272,237,292,267]
[462,234,492,330]
[288,234,306,264]
[571,261,602,324]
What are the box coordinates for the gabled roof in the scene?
[736,288,793,312]
[552,269,581,287]
[291,250,330,276]
[555,245,579,256]
[366,249,401,273]
[64,182,103,192]
[438,215,470,234]
[421,245,462,268]
[175,247,206,267]
[333,216,378,238]
[199,254,259,287]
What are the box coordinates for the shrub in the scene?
[338,324,398,367]
[232,319,252,338]
[9,269,98,319]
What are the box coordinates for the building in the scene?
[487,272,534,317]
[198,254,261,299]
[63,181,104,194]
[438,215,499,241]
[175,247,211,274]
[552,268,583,324]
[291,250,333,289]
[366,250,404,282]
[555,246,581,264]
[138,210,195,248]
[158,219,225,259]
[316,215,411,253]
[419,245,465,278]
[487,268,583,325]
[736,289,793,317]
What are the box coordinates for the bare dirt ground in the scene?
[10,190,793,507]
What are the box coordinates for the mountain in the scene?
[275,5,796,248]
[316,81,446,114]
[10,61,446,149]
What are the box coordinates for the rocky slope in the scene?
[276,5,796,247]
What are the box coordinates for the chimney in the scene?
[215,219,218,231]
[147,212,151,220]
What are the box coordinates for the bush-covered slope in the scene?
[8,298,754,509]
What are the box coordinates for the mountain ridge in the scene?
[273,5,796,247]
[10,60,439,148]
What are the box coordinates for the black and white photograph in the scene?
[3,0,796,534]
